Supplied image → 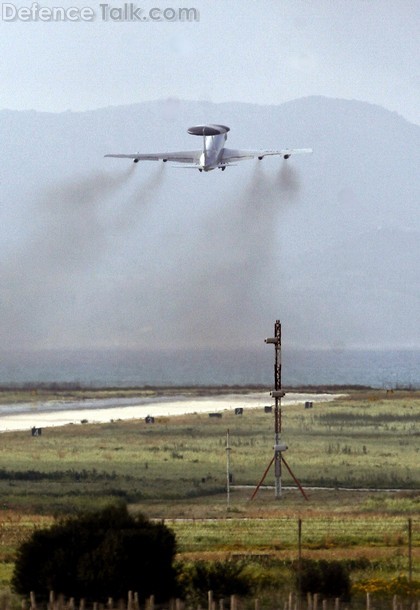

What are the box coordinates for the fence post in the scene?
[366,592,370,610]
[30,592,36,610]
[208,591,213,610]
[313,594,318,610]
[230,595,237,610]
[307,593,312,610]
[334,599,339,610]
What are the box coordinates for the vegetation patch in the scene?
[0,389,418,604]
[352,576,420,597]
[12,504,177,603]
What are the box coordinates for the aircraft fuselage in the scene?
[199,133,228,171]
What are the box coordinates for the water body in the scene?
[0,348,418,388]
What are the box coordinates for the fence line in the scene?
[167,517,419,562]
[16,590,420,610]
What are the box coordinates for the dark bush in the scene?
[179,560,251,605]
[12,503,177,602]
[294,559,351,600]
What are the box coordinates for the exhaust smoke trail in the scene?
[165,163,301,346]
[0,166,152,348]
[276,162,301,199]
[113,164,166,232]
[0,160,299,351]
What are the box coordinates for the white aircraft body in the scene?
[105,124,312,172]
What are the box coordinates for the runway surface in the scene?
[0,392,342,432]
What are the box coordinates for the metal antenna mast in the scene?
[251,320,308,501]
[267,320,284,498]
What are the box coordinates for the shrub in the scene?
[294,559,351,600]
[12,503,177,602]
[352,576,420,597]
[179,560,251,605]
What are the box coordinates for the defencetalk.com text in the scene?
[1,3,200,22]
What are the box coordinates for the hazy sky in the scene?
[0,0,419,124]
[0,0,419,357]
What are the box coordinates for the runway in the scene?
[0,392,342,432]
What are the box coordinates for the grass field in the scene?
[0,388,419,599]
[0,388,418,510]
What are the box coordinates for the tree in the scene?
[12,503,177,602]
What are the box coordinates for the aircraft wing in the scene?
[222,148,313,162]
[104,150,200,163]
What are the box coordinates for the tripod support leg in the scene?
[250,456,275,501]
[281,455,309,501]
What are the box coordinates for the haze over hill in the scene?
[0,96,419,352]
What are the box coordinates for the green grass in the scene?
[0,389,419,593]
[167,514,419,552]
[0,563,13,587]
[0,390,418,513]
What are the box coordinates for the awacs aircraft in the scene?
[105,124,312,172]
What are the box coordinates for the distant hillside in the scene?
[283,227,420,347]
[0,97,419,350]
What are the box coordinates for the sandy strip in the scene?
[0,392,343,432]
